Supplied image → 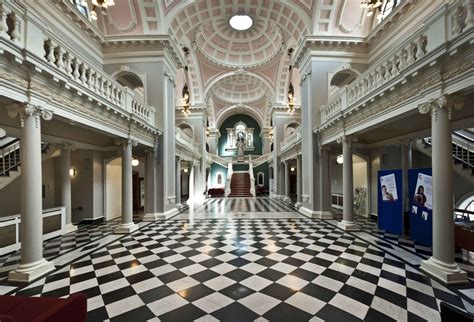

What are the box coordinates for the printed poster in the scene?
[380,173,398,202]
[413,173,433,210]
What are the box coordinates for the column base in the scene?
[420,257,468,285]
[8,258,55,282]
[143,208,179,221]
[299,207,334,219]
[114,222,139,234]
[337,220,361,231]
[175,203,184,209]
[64,223,78,234]
[294,202,302,208]
[283,197,292,203]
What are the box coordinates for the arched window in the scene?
[217,173,222,185]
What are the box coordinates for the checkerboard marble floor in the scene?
[4,198,473,321]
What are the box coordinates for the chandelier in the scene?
[81,0,116,20]
[287,82,295,115]
[360,0,382,16]
[181,84,190,117]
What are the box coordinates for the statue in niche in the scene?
[236,134,245,162]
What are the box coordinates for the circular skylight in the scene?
[229,15,253,31]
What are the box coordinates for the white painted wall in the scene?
[105,158,122,220]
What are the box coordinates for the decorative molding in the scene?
[418,94,464,121]
[106,0,138,32]
[7,103,53,128]
[337,0,366,34]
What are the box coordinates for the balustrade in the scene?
[40,36,154,124]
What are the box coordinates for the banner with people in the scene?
[378,170,403,235]
[409,168,433,246]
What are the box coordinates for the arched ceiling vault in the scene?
[165,0,311,128]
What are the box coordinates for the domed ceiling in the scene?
[99,1,371,129]
[208,73,272,105]
[194,18,284,68]
[165,0,312,128]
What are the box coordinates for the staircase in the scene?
[418,130,473,182]
[229,172,252,197]
[0,138,50,190]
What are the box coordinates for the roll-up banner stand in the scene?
[378,170,403,235]
[408,168,433,247]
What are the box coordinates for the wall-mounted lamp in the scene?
[69,168,76,177]
[287,82,295,115]
[290,167,295,172]
[183,168,189,173]
[132,158,139,167]
[336,155,343,164]
[181,84,190,117]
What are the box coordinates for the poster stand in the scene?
[378,170,403,235]
[408,168,433,247]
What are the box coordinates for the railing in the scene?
[0,207,66,256]
[0,139,20,176]
[175,128,200,156]
[252,153,272,167]
[0,140,48,176]
[0,1,156,127]
[280,129,302,152]
[321,2,473,128]
[423,131,473,170]
[321,30,428,124]
[207,153,229,167]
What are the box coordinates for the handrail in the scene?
[0,141,48,176]
[424,134,473,169]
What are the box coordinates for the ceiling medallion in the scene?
[229,15,253,31]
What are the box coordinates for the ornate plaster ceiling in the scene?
[208,72,272,104]
[194,17,284,68]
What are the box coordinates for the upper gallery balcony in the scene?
[0,0,155,128]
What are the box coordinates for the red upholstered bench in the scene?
[0,293,87,322]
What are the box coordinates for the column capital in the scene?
[7,102,53,128]
[115,138,138,147]
[56,142,75,151]
[336,135,358,146]
[418,94,464,121]
[397,138,411,146]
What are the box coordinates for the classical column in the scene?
[320,146,333,219]
[188,162,195,203]
[401,141,410,214]
[419,96,467,284]
[7,103,55,282]
[284,161,291,202]
[114,139,139,234]
[143,147,157,221]
[337,136,360,231]
[295,154,303,208]
[59,143,76,232]
[175,156,182,207]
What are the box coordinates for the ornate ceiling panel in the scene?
[194,18,284,68]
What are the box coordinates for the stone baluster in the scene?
[10,13,20,43]
[88,70,95,89]
[95,76,101,93]
[383,63,391,80]
[100,77,106,96]
[466,1,473,29]
[64,53,73,76]
[106,82,112,99]
[0,5,9,38]
[46,40,56,64]
[56,47,65,71]
[390,57,399,76]
[80,63,88,84]
[415,35,426,60]
[72,58,80,80]
[398,49,407,71]
[406,42,416,65]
